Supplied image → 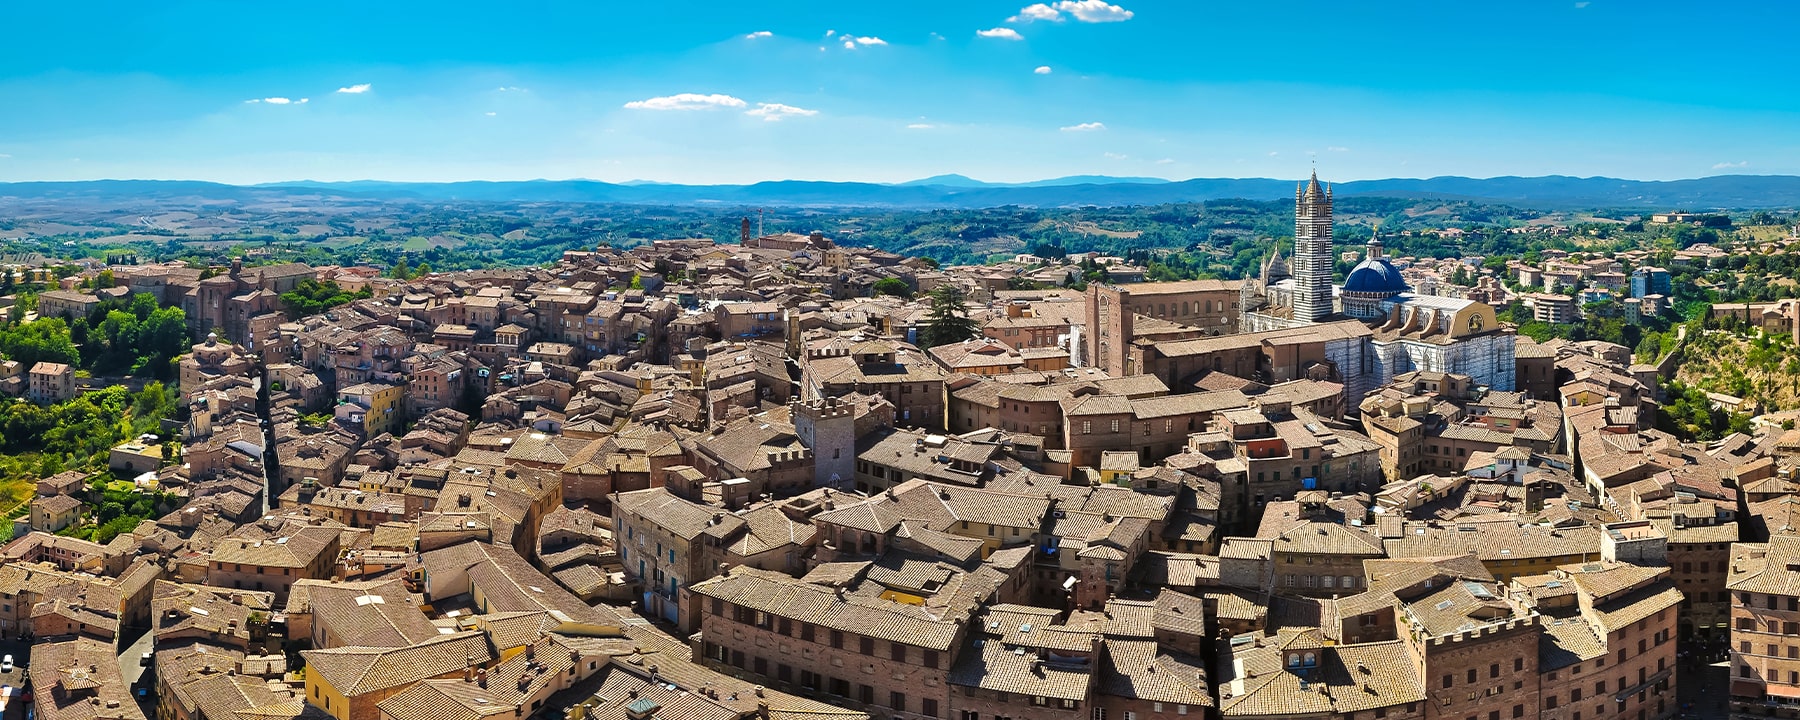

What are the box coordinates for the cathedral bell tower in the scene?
[1292,170,1335,322]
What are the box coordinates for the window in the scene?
[860,685,874,705]
[1490,663,1500,678]
[1083,421,1092,435]
[1513,705,1524,718]
[923,650,939,669]
[1515,658,1524,672]
[923,699,939,719]
[1110,419,1120,433]
[831,630,844,648]
[860,637,876,656]
[891,644,907,662]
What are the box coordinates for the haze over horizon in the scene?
[4,0,1798,186]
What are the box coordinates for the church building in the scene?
[1240,172,1516,398]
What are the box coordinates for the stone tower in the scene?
[1291,170,1335,323]
[792,396,855,489]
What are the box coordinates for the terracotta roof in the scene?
[302,630,496,697]
[690,566,971,651]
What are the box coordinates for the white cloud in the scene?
[843,39,856,49]
[336,83,372,94]
[248,97,308,105]
[485,112,497,117]
[1574,1,1590,7]
[1714,160,1748,169]
[496,86,525,92]
[852,36,886,46]
[1034,65,1053,74]
[825,29,836,37]
[1060,121,1105,131]
[745,102,819,121]
[745,30,773,39]
[977,27,1023,40]
[1154,158,1174,165]
[0,154,11,159]
[906,123,935,129]
[1010,3,1064,22]
[1103,152,1128,159]
[623,93,748,111]
[1055,0,1133,22]
[1010,2,1131,23]
[1327,146,1349,152]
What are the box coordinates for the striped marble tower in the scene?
[1291,170,1335,323]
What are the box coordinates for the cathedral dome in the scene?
[1343,235,1407,297]
[1343,257,1407,294]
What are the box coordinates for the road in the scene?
[118,626,153,688]
[1676,658,1729,720]
[118,627,157,717]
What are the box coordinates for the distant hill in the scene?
[4,174,1800,209]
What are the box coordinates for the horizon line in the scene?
[0,172,1793,187]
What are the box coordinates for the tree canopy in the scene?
[920,285,978,348]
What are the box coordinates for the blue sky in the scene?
[2,0,1797,184]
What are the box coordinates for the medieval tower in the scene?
[1291,171,1335,322]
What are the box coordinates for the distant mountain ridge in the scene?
[3,174,1799,209]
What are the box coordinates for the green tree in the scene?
[919,285,978,348]
[390,257,412,280]
[872,277,912,298]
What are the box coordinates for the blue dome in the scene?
[1342,257,1408,294]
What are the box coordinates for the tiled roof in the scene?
[302,630,496,697]
[1218,637,1423,717]
[1099,639,1213,706]
[690,566,969,651]
[946,633,1092,700]
[308,578,438,648]
[211,524,340,568]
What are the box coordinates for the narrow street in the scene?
[252,369,277,512]
[117,626,153,688]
